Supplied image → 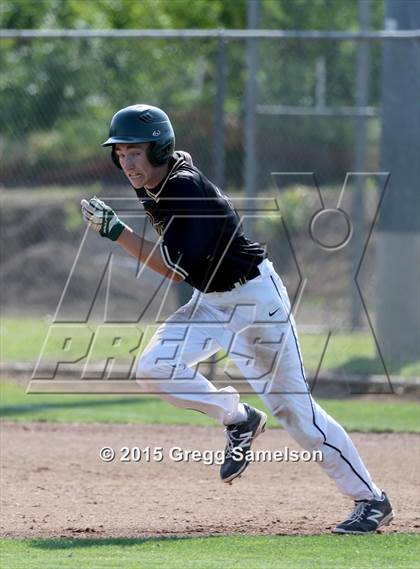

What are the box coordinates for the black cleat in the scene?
[333,491,394,534]
[220,404,267,483]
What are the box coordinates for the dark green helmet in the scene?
[102,104,175,168]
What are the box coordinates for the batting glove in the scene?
[81,197,127,242]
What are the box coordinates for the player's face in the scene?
[115,143,157,189]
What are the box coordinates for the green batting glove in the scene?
[81,197,127,241]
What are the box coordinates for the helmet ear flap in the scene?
[146,142,160,166]
[111,146,122,169]
[147,140,175,166]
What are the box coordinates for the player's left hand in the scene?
[81,197,126,241]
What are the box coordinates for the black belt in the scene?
[219,264,261,292]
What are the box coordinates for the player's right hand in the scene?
[81,197,126,242]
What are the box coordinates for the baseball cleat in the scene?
[220,404,267,483]
[333,491,394,534]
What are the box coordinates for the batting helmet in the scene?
[102,104,175,168]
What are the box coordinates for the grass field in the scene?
[2,320,419,569]
[1,381,419,432]
[1,534,419,569]
[1,317,419,378]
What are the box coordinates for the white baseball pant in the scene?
[136,259,381,501]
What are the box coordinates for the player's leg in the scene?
[210,263,382,501]
[268,271,383,500]
[262,269,394,532]
[135,293,244,425]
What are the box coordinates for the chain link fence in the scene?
[1,28,419,377]
[1,30,401,189]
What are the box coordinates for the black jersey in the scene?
[134,151,266,292]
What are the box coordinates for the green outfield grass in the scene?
[1,317,419,378]
[1,382,419,432]
[0,534,419,569]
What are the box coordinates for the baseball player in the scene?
[81,104,393,534]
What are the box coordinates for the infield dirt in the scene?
[1,422,419,538]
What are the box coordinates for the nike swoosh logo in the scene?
[269,306,281,317]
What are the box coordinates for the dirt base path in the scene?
[1,422,419,538]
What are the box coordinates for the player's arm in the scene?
[118,226,184,281]
[81,197,184,282]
